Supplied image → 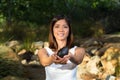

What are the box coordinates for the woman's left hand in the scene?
[57,53,71,64]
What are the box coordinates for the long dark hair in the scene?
[48,15,74,51]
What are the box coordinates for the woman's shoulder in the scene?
[70,46,84,51]
[38,48,47,54]
[75,47,85,55]
[42,47,54,55]
[44,47,52,52]
[76,47,85,51]
[70,46,77,49]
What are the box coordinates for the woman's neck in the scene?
[57,40,67,50]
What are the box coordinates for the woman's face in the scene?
[53,19,69,41]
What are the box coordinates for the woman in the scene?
[38,15,85,80]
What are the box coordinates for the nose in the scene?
[59,26,64,31]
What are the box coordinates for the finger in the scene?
[60,58,68,64]
[54,59,62,64]
[57,56,63,59]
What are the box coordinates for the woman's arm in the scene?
[38,48,68,66]
[69,47,85,65]
[38,48,53,66]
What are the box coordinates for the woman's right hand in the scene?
[51,53,68,64]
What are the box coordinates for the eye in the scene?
[63,25,69,28]
[54,25,59,28]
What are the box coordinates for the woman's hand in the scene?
[51,53,70,64]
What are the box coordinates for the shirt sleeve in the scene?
[69,46,77,55]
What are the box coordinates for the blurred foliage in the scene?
[115,63,120,77]
[0,57,24,79]
[0,0,120,41]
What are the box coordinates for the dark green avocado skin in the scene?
[57,47,69,58]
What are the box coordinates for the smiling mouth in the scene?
[57,33,64,37]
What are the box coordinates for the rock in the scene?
[18,49,27,55]
[5,40,20,48]
[86,56,102,75]
[34,49,39,55]
[81,38,103,48]
[0,45,19,61]
[44,41,49,47]
[101,47,120,77]
[5,40,21,52]
[31,41,44,49]
[77,55,103,80]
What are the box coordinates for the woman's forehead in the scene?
[54,19,68,25]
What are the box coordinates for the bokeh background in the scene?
[0,0,120,80]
